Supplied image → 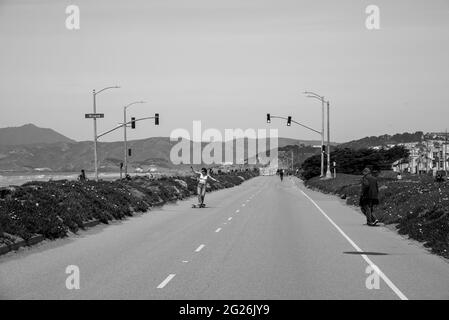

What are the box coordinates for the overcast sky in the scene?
[0,0,448,143]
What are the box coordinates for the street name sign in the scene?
[85,113,104,119]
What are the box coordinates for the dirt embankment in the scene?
[0,171,259,249]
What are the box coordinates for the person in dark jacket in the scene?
[78,169,87,182]
[359,167,379,226]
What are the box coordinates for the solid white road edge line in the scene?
[157,274,176,289]
[299,189,408,301]
[228,217,232,221]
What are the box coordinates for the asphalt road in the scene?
[1,176,449,300]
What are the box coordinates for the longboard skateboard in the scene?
[192,203,206,208]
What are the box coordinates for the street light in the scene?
[123,101,146,176]
[92,85,120,181]
[304,91,332,179]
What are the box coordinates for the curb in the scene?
[0,219,102,256]
[0,234,45,256]
[0,174,259,256]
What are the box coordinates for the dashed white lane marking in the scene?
[242,204,246,207]
[195,244,205,252]
[157,274,176,289]
[299,189,408,300]
[182,260,189,263]
[235,209,240,213]
[215,228,222,233]
[228,217,233,221]
[246,199,250,202]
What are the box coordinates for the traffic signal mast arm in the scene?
[97,115,159,139]
[269,115,321,135]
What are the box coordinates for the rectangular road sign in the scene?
[85,113,104,119]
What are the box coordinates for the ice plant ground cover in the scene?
[305,173,449,259]
[0,170,259,247]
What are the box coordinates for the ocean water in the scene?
[0,172,124,187]
[0,169,187,188]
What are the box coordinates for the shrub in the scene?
[0,170,259,245]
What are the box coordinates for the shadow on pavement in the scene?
[343,251,389,256]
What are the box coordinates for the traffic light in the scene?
[128,148,132,157]
[287,116,292,126]
[266,113,271,124]
[322,145,326,153]
[155,113,159,125]
[131,117,136,129]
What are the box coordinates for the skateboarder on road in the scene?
[191,166,218,207]
[359,167,379,226]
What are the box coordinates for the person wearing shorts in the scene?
[191,167,218,206]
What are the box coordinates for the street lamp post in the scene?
[123,101,146,176]
[92,86,120,181]
[304,91,332,179]
[326,101,331,179]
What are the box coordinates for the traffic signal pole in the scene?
[123,107,128,176]
[304,91,332,179]
[93,89,98,182]
[88,86,120,182]
[321,99,325,177]
[326,101,332,179]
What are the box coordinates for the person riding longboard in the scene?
[191,166,218,208]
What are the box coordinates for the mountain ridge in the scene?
[0,124,74,146]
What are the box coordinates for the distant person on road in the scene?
[78,169,87,182]
[397,172,402,180]
[279,169,284,181]
[191,166,218,207]
[359,167,379,226]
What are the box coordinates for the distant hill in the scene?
[339,131,424,150]
[0,124,74,146]
[0,135,328,173]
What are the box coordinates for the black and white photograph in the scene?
[1,0,449,306]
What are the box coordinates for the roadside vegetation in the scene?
[0,170,259,247]
[300,146,409,180]
[305,173,449,259]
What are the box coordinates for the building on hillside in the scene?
[392,140,448,174]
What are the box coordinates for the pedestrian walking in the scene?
[359,167,379,226]
[78,169,87,182]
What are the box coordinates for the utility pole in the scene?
[326,101,332,179]
[123,101,146,176]
[444,129,447,178]
[124,107,128,175]
[304,91,332,178]
[321,99,325,177]
[86,86,120,181]
[291,149,294,172]
[92,89,98,182]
